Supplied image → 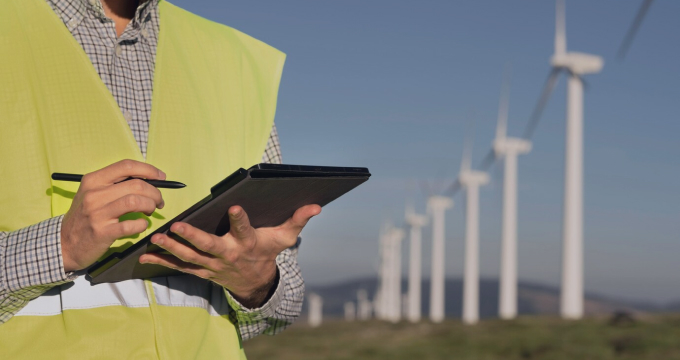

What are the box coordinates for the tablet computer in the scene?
[86,164,370,284]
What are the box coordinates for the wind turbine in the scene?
[344,302,356,321]
[377,222,405,323]
[457,136,489,325]
[357,289,372,320]
[427,195,453,323]
[376,221,391,320]
[520,0,603,319]
[388,227,405,323]
[308,293,323,327]
[405,204,428,323]
[492,70,531,320]
[553,0,603,320]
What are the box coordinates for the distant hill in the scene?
[305,277,679,318]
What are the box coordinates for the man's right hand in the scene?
[60,159,166,272]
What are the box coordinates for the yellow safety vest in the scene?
[0,0,285,358]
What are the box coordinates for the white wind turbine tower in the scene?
[376,221,391,320]
[521,0,603,319]
[344,302,356,321]
[376,223,405,323]
[457,137,489,325]
[405,204,428,323]
[357,289,372,320]
[551,0,603,319]
[492,71,531,320]
[427,195,453,323]
[308,293,323,327]
[386,227,405,323]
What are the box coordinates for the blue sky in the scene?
[172,0,680,303]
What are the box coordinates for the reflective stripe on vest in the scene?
[0,0,285,358]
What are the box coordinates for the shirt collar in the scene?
[83,0,159,26]
[47,0,159,32]
[130,0,159,31]
[46,0,87,31]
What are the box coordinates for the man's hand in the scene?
[139,204,321,308]
[61,160,166,272]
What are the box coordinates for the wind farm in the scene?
[189,0,680,358]
[280,0,672,315]
[362,0,606,325]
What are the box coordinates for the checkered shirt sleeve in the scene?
[0,215,76,323]
[225,242,304,341]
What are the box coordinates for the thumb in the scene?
[280,204,321,238]
[228,206,256,241]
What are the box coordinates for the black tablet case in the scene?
[87,164,370,284]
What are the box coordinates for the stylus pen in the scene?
[51,173,186,189]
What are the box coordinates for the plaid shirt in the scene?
[0,0,303,341]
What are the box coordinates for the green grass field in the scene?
[244,315,680,360]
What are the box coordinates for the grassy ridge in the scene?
[244,315,680,360]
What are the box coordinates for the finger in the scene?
[139,252,213,279]
[83,159,166,188]
[150,233,217,269]
[107,218,149,239]
[110,179,164,209]
[279,204,321,237]
[103,193,159,219]
[170,222,224,256]
[87,179,165,211]
[228,206,256,241]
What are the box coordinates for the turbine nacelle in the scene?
[388,228,405,243]
[427,196,453,214]
[550,52,604,75]
[406,213,428,228]
[493,137,532,158]
[458,170,489,188]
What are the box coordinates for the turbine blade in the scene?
[429,166,451,195]
[618,0,654,60]
[496,64,512,142]
[461,116,475,173]
[478,149,496,172]
[493,159,504,186]
[555,0,567,55]
[461,149,471,174]
[405,199,415,219]
[419,180,433,198]
[405,180,417,218]
[443,179,461,197]
[434,179,447,195]
[522,68,561,140]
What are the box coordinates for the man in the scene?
[0,0,316,358]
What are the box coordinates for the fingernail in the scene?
[175,226,183,234]
[158,170,166,180]
[139,256,147,264]
[152,236,164,245]
[159,200,165,209]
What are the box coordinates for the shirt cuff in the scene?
[4,215,77,295]
[224,263,284,325]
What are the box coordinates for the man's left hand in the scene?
[139,204,321,308]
